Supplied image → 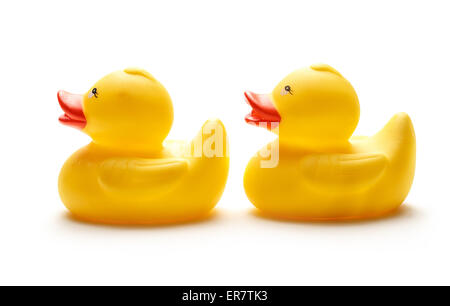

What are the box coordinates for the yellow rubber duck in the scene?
[244,64,416,220]
[58,68,229,224]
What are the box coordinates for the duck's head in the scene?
[245,64,360,148]
[58,68,173,151]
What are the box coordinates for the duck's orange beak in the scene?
[58,90,86,130]
[244,91,280,130]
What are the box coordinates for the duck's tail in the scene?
[373,113,415,156]
[188,118,229,182]
[372,112,416,201]
[189,119,229,159]
[183,119,229,207]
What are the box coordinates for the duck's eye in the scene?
[88,88,98,98]
[281,85,293,96]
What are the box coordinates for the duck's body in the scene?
[58,68,229,224]
[244,64,416,220]
[59,120,228,224]
[244,113,415,220]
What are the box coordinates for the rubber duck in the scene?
[244,64,416,220]
[58,68,229,224]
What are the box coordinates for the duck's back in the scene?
[352,112,416,216]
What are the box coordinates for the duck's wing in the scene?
[299,153,387,193]
[98,158,188,199]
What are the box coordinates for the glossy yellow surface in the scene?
[244,64,416,220]
[59,69,229,224]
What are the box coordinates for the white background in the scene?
[0,0,449,285]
